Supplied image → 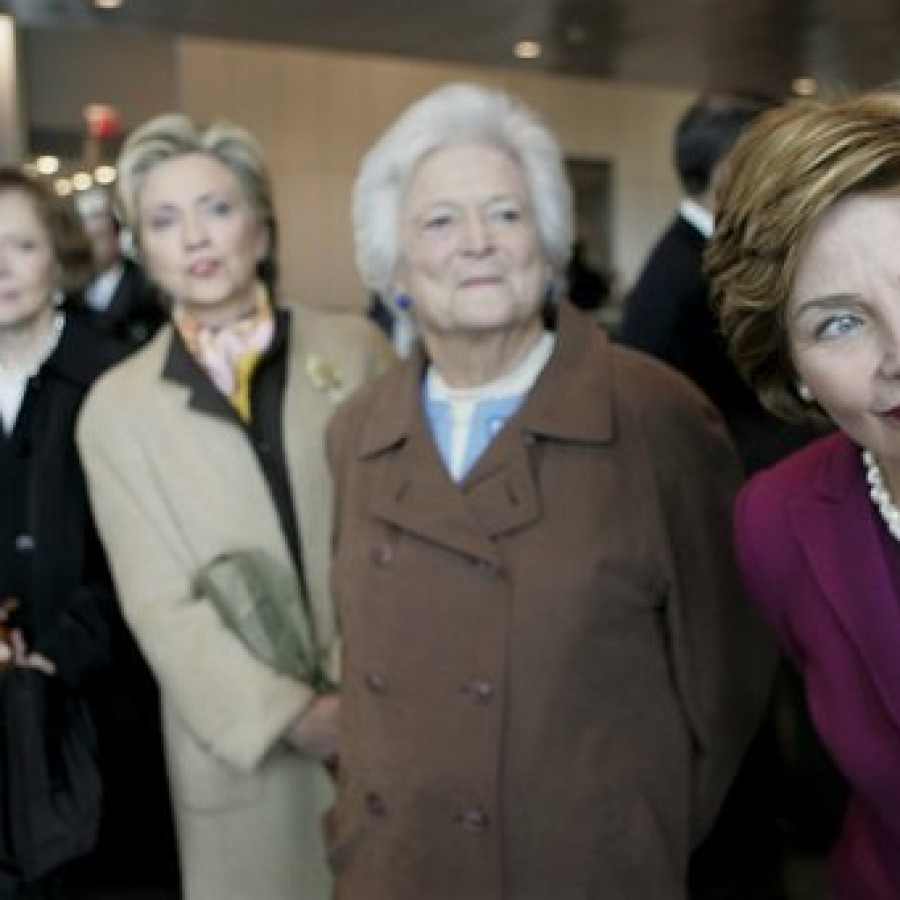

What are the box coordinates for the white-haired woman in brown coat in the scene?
[325,82,776,900]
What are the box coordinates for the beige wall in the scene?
[178,38,692,312]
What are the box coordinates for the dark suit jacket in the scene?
[618,214,815,473]
[86,259,166,352]
[0,311,121,685]
[736,432,900,897]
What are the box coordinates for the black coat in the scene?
[618,214,817,474]
[1,310,178,889]
[0,311,121,685]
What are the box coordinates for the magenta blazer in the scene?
[735,431,900,898]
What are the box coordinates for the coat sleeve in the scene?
[650,383,778,845]
[733,474,804,665]
[75,384,313,773]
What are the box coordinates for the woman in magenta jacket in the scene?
[708,91,900,898]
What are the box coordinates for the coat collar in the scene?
[159,307,290,420]
[43,309,121,388]
[355,301,615,565]
[791,433,900,726]
[357,300,615,460]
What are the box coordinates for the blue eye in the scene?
[209,199,233,217]
[816,313,862,340]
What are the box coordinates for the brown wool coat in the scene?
[326,301,776,900]
[77,304,392,900]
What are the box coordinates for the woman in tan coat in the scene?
[76,114,391,900]
[325,82,776,899]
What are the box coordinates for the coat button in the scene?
[471,558,498,577]
[461,679,494,704]
[365,672,387,693]
[366,792,387,818]
[371,543,394,565]
[454,808,490,832]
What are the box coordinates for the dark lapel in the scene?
[790,434,900,726]
[357,301,614,565]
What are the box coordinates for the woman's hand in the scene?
[286,693,340,762]
[4,627,57,676]
[0,597,17,669]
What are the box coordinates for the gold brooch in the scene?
[306,355,344,400]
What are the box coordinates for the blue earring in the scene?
[395,293,413,311]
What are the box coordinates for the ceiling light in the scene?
[35,155,59,175]
[55,178,73,197]
[93,0,124,9]
[514,40,542,60]
[791,76,818,97]
[72,172,94,191]
[94,165,117,185]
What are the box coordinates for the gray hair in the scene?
[352,82,574,300]
[115,113,278,292]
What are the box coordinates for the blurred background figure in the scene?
[74,186,165,353]
[77,113,390,900]
[564,237,611,314]
[0,168,120,898]
[618,89,818,475]
[708,90,900,900]
[325,81,775,900]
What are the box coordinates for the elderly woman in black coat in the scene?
[0,168,125,898]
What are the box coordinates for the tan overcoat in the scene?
[77,304,391,900]
[325,301,776,900]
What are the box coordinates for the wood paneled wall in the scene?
[179,39,693,312]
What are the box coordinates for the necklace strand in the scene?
[862,449,900,543]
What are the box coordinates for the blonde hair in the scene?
[115,113,279,291]
[707,91,900,422]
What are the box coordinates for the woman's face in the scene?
[788,190,900,467]
[137,152,268,319]
[395,142,549,343]
[0,189,59,332]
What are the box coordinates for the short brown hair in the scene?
[0,168,94,294]
[707,91,900,422]
[115,113,279,293]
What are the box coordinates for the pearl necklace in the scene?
[862,449,900,543]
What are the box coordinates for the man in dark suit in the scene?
[76,187,166,353]
[618,91,818,474]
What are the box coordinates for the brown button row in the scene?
[371,544,501,578]
[364,674,494,703]
[365,793,490,833]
